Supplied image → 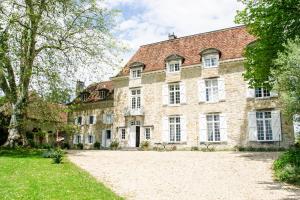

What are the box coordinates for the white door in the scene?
[102,130,111,148]
[129,125,136,147]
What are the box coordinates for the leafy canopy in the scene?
[235,0,300,88]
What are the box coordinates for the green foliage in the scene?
[52,149,64,164]
[0,148,123,199]
[110,140,119,150]
[61,142,70,149]
[273,148,300,185]
[191,146,199,151]
[236,146,286,152]
[76,143,83,150]
[42,149,55,158]
[93,142,100,149]
[272,39,300,118]
[235,0,300,88]
[140,141,150,151]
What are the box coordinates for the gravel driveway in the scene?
[68,151,300,200]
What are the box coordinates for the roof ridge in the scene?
[140,25,246,48]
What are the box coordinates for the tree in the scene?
[235,0,300,88]
[0,0,121,147]
[272,38,300,118]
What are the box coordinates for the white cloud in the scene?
[108,0,245,63]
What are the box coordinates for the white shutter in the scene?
[102,114,106,124]
[180,82,187,104]
[181,115,187,142]
[162,116,169,142]
[248,112,258,141]
[270,90,278,97]
[80,134,84,144]
[73,134,77,144]
[199,113,207,142]
[85,134,89,144]
[93,115,97,124]
[271,110,282,141]
[218,77,226,101]
[246,83,255,98]
[101,130,106,147]
[198,79,206,103]
[220,113,227,142]
[81,116,85,125]
[162,84,169,106]
[74,117,78,125]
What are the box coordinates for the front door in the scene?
[106,130,111,148]
[135,126,140,147]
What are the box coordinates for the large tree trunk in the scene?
[3,104,21,147]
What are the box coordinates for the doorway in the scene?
[135,126,140,147]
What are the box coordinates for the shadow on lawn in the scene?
[0,148,44,158]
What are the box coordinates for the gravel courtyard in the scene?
[68,151,300,200]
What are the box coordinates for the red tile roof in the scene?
[117,26,256,76]
[83,81,114,103]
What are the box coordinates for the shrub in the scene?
[76,143,83,150]
[94,142,101,149]
[42,149,55,158]
[61,142,70,149]
[273,148,300,185]
[191,146,199,151]
[110,141,119,150]
[38,143,52,149]
[27,139,37,148]
[140,141,150,151]
[52,148,64,164]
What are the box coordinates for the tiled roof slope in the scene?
[84,81,113,103]
[117,26,256,76]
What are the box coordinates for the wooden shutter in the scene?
[181,115,187,142]
[198,79,206,103]
[162,84,169,106]
[248,112,258,141]
[271,110,282,141]
[218,77,226,101]
[199,113,207,142]
[162,116,169,142]
[180,81,187,104]
[220,113,227,142]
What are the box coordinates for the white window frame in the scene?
[255,87,270,98]
[89,116,94,125]
[256,111,273,141]
[120,128,126,140]
[87,134,94,144]
[131,88,141,110]
[169,116,181,142]
[167,60,181,73]
[145,127,151,140]
[206,114,221,142]
[76,134,81,144]
[105,114,113,124]
[82,93,88,101]
[202,54,219,68]
[99,90,106,99]
[131,67,142,79]
[169,83,180,105]
[205,79,219,102]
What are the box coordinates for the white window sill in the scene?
[130,77,141,80]
[166,71,180,74]
[199,100,225,104]
[167,104,181,107]
[202,65,219,69]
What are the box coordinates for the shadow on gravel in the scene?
[233,152,281,163]
[257,181,300,200]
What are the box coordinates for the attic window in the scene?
[131,67,142,79]
[81,93,88,101]
[99,90,107,99]
[167,60,181,72]
[200,48,221,68]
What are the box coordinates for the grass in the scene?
[0,148,123,200]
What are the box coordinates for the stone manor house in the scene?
[69,26,295,149]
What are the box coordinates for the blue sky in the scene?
[106,0,245,64]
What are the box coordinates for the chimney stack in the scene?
[76,80,85,96]
[168,32,177,40]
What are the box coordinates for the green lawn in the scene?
[0,148,123,200]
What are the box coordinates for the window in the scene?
[106,131,111,139]
[169,116,181,142]
[145,128,151,140]
[130,121,141,126]
[89,116,94,124]
[81,93,88,101]
[106,114,113,124]
[205,79,219,102]
[203,54,219,68]
[76,135,81,144]
[77,116,82,125]
[99,90,107,99]
[168,61,180,72]
[131,68,142,78]
[256,111,273,141]
[121,128,126,140]
[207,114,220,142]
[131,88,141,109]
[88,135,94,144]
[169,83,180,104]
[255,88,270,98]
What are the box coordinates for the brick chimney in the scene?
[168,33,177,40]
[76,80,85,96]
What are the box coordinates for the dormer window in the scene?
[200,48,221,68]
[131,68,142,79]
[99,90,107,100]
[168,60,181,73]
[81,93,88,101]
